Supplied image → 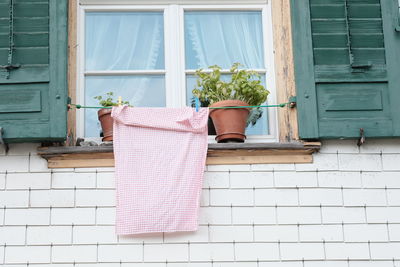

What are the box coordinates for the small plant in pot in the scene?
[192,63,269,143]
[94,92,131,141]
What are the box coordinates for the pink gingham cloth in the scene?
[111,106,209,235]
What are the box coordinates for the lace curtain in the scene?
[184,11,267,135]
[84,12,165,137]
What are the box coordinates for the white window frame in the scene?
[77,0,278,143]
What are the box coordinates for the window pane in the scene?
[186,74,268,135]
[85,75,166,137]
[185,11,264,69]
[85,12,165,71]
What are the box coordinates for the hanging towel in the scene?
[111,106,209,235]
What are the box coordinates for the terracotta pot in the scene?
[209,100,250,143]
[98,108,113,141]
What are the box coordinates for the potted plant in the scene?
[94,92,131,141]
[192,63,269,143]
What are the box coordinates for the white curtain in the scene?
[185,11,264,69]
[85,12,165,137]
[86,12,163,71]
[185,11,267,135]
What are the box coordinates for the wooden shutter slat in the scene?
[0,47,48,65]
[312,33,384,48]
[314,65,387,82]
[13,33,49,47]
[13,3,49,18]
[348,5,382,18]
[312,20,347,33]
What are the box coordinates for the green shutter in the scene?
[291,0,400,139]
[0,0,68,143]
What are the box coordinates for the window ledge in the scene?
[38,142,320,168]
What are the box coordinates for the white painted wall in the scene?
[0,140,400,266]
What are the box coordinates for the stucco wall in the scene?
[0,140,400,266]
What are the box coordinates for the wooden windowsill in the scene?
[37,142,320,168]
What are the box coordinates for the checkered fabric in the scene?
[112,106,209,235]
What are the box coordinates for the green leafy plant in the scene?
[192,63,269,126]
[94,92,132,107]
[192,63,269,106]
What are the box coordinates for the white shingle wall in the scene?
[0,141,400,266]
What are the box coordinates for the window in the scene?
[37,0,323,167]
[77,1,277,142]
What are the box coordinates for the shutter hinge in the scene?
[67,97,72,110]
[351,61,372,73]
[0,64,21,79]
[357,128,366,147]
[0,127,9,153]
[288,96,297,108]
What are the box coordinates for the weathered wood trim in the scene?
[38,142,320,168]
[67,0,78,146]
[47,153,313,168]
[38,142,320,155]
[207,154,312,165]
[271,0,299,142]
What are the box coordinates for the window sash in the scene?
[77,3,278,142]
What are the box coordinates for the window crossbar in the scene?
[84,70,166,76]
[185,69,267,74]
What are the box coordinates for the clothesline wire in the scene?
[68,102,291,110]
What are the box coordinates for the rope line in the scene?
[69,102,291,110]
